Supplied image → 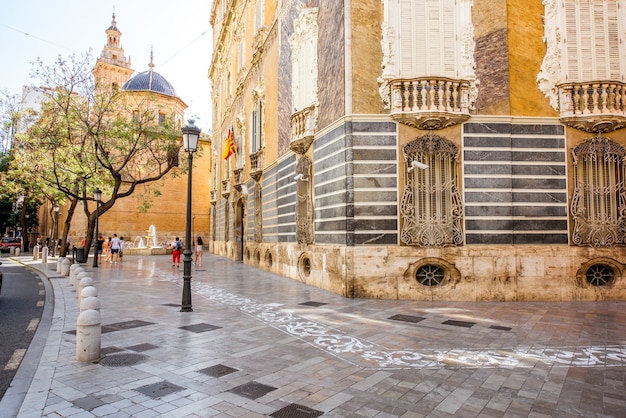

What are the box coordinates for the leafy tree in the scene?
[0,89,43,249]
[16,53,185,255]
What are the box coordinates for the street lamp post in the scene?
[181,120,201,312]
[52,203,60,257]
[92,188,102,268]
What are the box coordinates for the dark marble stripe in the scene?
[353,134,397,147]
[354,204,398,217]
[354,233,398,245]
[353,148,396,161]
[465,219,568,231]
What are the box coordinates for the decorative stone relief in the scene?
[537,0,560,110]
[295,156,313,244]
[254,181,263,242]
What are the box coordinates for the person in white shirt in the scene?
[110,234,121,263]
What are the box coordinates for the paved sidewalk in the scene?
[1,254,626,417]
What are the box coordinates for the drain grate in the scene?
[270,403,324,418]
[299,301,328,307]
[228,381,277,400]
[388,314,426,324]
[99,353,147,367]
[135,380,184,399]
[180,323,222,333]
[126,343,158,352]
[442,319,475,328]
[102,320,155,334]
[199,364,239,377]
[490,325,512,331]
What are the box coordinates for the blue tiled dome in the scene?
[122,70,178,97]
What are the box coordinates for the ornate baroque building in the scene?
[208,0,626,301]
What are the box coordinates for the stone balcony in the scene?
[233,167,244,192]
[390,77,471,130]
[221,178,231,198]
[290,104,317,154]
[558,81,626,133]
[249,148,264,181]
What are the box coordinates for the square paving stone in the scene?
[72,395,105,412]
[299,301,328,307]
[199,364,239,378]
[490,325,512,331]
[442,319,475,328]
[135,380,185,399]
[126,343,159,352]
[102,320,155,333]
[100,346,126,355]
[270,403,324,418]
[228,381,277,399]
[388,314,426,324]
[179,322,222,333]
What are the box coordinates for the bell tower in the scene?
[92,13,134,93]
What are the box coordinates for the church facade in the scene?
[66,14,212,249]
[208,0,626,301]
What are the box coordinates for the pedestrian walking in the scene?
[95,234,105,263]
[194,236,204,267]
[104,237,112,263]
[110,234,121,263]
[172,237,182,268]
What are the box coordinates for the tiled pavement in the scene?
[1,254,626,417]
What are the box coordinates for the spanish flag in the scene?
[222,127,235,160]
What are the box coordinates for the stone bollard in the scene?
[41,246,48,263]
[76,310,101,362]
[57,257,65,273]
[33,245,39,261]
[77,277,94,307]
[61,258,71,276]
[81,286,98,303]
[69,265,83,287]
[74,271,90,293]
[80,296,101,312]
[15,248,20,256]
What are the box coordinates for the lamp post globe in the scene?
[92,188,102,268]
[180,120,201,312]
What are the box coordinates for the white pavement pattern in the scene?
[180,278,626,370]
[1,254,625,417]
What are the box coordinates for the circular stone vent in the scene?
[416,265,445,286]
[99,353,148,367]
[585,264,615,286]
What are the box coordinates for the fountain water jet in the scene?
[125,225,168,256]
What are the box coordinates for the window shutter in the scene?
[399,0,416,75]
[255,0,264,33]
[397,0,458,77]
[563,0,622,81]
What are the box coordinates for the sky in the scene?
[0,1,214,133]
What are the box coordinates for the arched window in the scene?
[571,136,626,247]
[400,132,463,247]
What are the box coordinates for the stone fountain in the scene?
[124,225,168,256]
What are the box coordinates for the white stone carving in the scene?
[537,0,561,110]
